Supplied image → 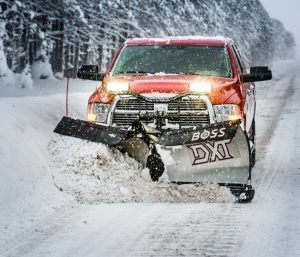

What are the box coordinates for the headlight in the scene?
[213,104,241,122]
[189,82,211,95]
[107,81,129,93]
[87,103,110,123]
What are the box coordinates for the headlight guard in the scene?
[87,103,110,123]
[213,104,241,122]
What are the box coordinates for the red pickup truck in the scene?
[55,36,272,202]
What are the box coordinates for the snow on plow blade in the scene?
[54,116,128,145]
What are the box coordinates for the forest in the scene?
[0,0,295,86]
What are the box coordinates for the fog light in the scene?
[87,103,110,123]
[87,113,97,122]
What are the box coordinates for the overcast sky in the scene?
[260,0,300,58]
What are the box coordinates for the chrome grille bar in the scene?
[111,95,213,128]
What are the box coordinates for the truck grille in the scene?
[112,113,155,126]
[168,99,207,111]
[115,99,154,110]
[112,96,210,128]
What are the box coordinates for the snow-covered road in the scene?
[1,61,300,257]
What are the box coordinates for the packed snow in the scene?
[0,60,300,257]
[49,135,234,204]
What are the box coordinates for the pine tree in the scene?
[0,0,296,84]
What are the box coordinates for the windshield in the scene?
[112,44,232,77]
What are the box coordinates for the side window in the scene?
[233,45,246,73]
[232,45,243,74]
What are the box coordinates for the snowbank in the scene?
[31,60,55,80]
[49,135,234,204]
[0,80,96,245]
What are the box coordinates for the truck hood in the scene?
[108,74,236,94]
[129,74,190,94]
[90,74,240,104]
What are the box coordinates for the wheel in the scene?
[146,149,165,181]
[230,185,255,203]
[237,185,255,203]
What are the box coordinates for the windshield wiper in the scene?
[178,72,200,75]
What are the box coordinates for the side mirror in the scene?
[77,65,104,81]
[242,66,272,83]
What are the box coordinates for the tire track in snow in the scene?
[237,70,300,257]
[1,204,80,257]
[256,76,295,159]
[128,204,250,257]
[253,75,296,200]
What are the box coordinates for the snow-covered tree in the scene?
[0,0,295,83]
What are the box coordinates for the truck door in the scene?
[232,45,255,133]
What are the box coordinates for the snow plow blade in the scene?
[158,124,251,184]
[54,117,251,188]
[54,116,128,145]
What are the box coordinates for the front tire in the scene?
[230,185,255,203]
